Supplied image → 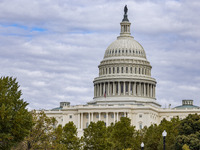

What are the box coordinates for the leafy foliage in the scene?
[0,76,33,150]
[175,114,200,150]
[13,111,57,150]
[62,121,81,150]
[83,121,110,150]
[111,117,136,150]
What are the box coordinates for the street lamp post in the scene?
[141,142,144,150]
[162,130,167,150]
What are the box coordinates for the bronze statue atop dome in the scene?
[122,5,129,22]
[124,5,128,15]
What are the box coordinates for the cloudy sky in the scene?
[0,0,200,110]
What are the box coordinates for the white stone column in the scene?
[81,113,83,130]
[113,82,116,96]
[123,82,126,95]
[99,112,101,121]
[133,82,136,96]
[78,113,80,129]
[144,83,146,97]
[106,112,108,127]
[100,83,102,96]
[88,112,90,125]
[108,82,110,96]
[103,82,105,95]
[129,82,131,95]
[91,112,93,122]
[118,82,120,95]
[114,112,115,124]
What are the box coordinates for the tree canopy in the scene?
[0,76,33,150]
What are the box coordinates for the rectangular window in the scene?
[113,67,115,74]
[111,114,114,118]
[126,67,128,73]
[96,114,99,118]
[139,124,143,129]
[104,114,106,118]
[109,68,111,74]
[69,115,72,119]
[117,67,119,73]
[121,83,123,93]
[86,114,88,119]
[130,67,132,73]
[121,67,123,73]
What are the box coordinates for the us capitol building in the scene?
[43,7,200,137]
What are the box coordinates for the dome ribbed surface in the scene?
[104,37,146,59]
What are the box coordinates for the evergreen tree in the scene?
[0,76,33,150]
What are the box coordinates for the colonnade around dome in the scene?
[94,81,156,99]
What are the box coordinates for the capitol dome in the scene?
[104,36,146,60]
[89,8,160,107]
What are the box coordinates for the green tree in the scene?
[111,117,136,150]
[182,144,190,150]
[144,117,180,150]
[52,124,65,149]
[175,114,200,150]
[0,76,33,150]
[83,121,110,150]
[14,111,57,150]
[62,121,81,150]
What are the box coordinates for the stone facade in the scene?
[42,9,200,137]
